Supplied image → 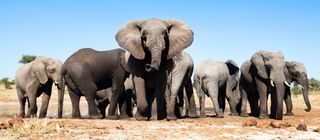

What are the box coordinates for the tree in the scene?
[0,77,15,89]
[19,55,36,64]
[309,78,320,91]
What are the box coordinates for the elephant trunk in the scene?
[273,81,285,120]
[301,73,311,112]
[57,75,64,118]
[145,47,162,72]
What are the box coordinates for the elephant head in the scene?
[116,18,194,72]
[285,61,311,112]
[31,56,62,85]
[251,50,289,119]
[225,59,240,115]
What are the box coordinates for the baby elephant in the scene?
[194,59,240,118]
[15,56,62,118]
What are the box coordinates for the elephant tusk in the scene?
[284,81,291,87]
[54,81,59,84]
[270,80,275,87]
[299,84,305,89]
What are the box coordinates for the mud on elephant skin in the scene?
[116,18,194,120]
[283,61,311,116]
[239,50,290,120]
[15,56,63,118]
[193,59,240,118]
[61,48,129,119]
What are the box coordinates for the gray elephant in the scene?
[15,56,63,118]
[61,48,129,119]
[95,75,135,118]
[116,18,194,120]
[193,59,240,118]
[165,51,198,120]
[284,61,311,115]
[239,51,290,120]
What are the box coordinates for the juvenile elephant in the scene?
[116,18,194,120]
[95,76,135,118]
[61,48,129,119]
[165,51,198,120]
[193,59,240,118]
[239,51,290,120]
[284,61,311,115]
[15,56,63,118]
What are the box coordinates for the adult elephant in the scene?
[193,59,240,118]
[284,61,311,115]
[165,51,198,120]
[61,48,129,119]
[116,18,194,120]
[15,56,63,118]
[239,50,290,120]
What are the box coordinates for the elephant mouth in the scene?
[54,81,60,85]
[145,64,159,72]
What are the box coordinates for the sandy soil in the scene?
[0,86,320,139]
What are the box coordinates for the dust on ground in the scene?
[0,86,320,139]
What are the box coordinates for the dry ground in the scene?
[0,86,320,139]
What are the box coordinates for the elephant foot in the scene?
[19,113,25,118]
[200,113,206,118]
[259,114,269,119]
[39,113,47,118]
[284,112,295,116]
[166,116,177,121]
[188,112,199,118]
[240,112,249,117]
[106,115,119,120]
[216,114,224,118]
[90,114,102,119]
[135,113,148,121]
[230,112,239,116]
[119,114,130,119]
[72,114,82,119]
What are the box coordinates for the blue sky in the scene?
[1,0,319,80]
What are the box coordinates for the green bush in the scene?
[19,55,36,64]
[0,77,15,89]
[309,78,320,91]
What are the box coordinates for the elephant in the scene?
[15,56,63,118]
[95,75,135,118]
[239,50,290,120]
[116,18,194,120]
[60,48,129,119]
[193,59,240,118]
[283,61,311,115]
[165,51,198,120]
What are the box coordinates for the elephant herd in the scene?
[15,18,311,121]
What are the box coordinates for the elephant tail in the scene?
[57,67,66,118]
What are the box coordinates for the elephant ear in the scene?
[31,57,48,84]
[288,61,307,74]
[251,51,268,79]
[166,20,194,59]
[225,59,239,76]
[115,20,145,60]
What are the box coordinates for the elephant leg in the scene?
[39,84,52,118]
[119,90,134,119]
[96,98,109,119]
[107,71,126,120]
[256,81,269,119]
[197,88,206,118]
[185,79,198,118]
[175,90,184,118]
[68,87,81,119]
[218,88,226,113]
[239,88,249,117]
[284,87,294,116]
[167,76,183,120]
[80,88,101,119]
[207,83,224,118]
[155,73,167,120]
[17,89,26,118]
[133,76,148,121]
[27,95,38,118]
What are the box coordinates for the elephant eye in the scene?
[50,68,55,73]
[295,72,300,76]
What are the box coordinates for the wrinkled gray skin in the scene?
[239,51,289,120]
[15,56,63,118]
[165,51,198,120]
[116,18,194,120]
[194,59,240,118]
[284,61,311,115]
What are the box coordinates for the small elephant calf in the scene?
[15,56,63,118]
[193,59,240,118]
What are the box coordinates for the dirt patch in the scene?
[0,88,320,139]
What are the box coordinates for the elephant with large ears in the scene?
[239,51,290,120]
[116,18,194,120]
[60,48,129,119]
[15,56,63,118]
[193,59,240,118]
[284,61,311,115]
